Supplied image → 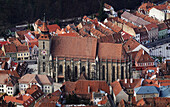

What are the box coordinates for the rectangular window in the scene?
[43,56,45,59]
[43,42,45,49]
[43,62,45,72]
[18,54,20,56]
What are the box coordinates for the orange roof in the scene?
[96,24,114,36]
[154,4,168,10]
[136,98,145,106]
[90,28,106,38]
[58,33,80,37]
[40,22,49,32]
[4,95,35,106]
[47,24,61,32]
[119,79,142,89]
[104,21,122,33]
[138,2,154,12]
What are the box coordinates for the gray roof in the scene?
[160,86,170,97]
[121,11,150,26]
[134,86,159,94]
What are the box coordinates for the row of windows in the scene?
[0,89,4,92]
[21,85,26,87]
[8,91,12,94]
[44,90,50,93]
[18,53,29,56]
[0,85,4,88]
[8,88,12,90]
[138,63,153,66]
[44,86,50,89]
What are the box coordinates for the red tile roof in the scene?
[158,80,170,86]
[16,30,31,40]
[40,22,49,32]
[144,23,158,31]
[4,43,17,53]
[119,79,142,89]
[123,38,140,53]
[104,21,122,33]
[0,49,5,57]
[62,80,110,99]
[121,31,133,41]
[154,4,168,10]
[138,2,154,12]
[79,28,91,37]
[110,81,122,96]
[51,36,97,60]
[90,28,106,38]
[98,43,127,60]
[135,49,154,63]
[47,24,61,32]
[58,33,80,37]
[0,41,10,47]
[4,94,35,107]
[96,24,114,36]
[136,97,170,107]
[158,23,168,31]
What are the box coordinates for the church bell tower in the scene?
[38,14,51,75]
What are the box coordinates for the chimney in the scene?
[143,50,144,55]
[125,79,127,83]
[88,85,90,93]
[130,78,133,83]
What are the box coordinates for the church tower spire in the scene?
[38,13,51,76]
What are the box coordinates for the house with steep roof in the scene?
[25,85,44,101]
[157,23,168,39]
[4,94,35,107]
[123,38,149,54]
[24,32,39,60]
[0,74,17,96]
[2,38,30,61]
[138,2,154,15]
[110,80,128,103]
[61,79,110,105]
[18,74,53,93]
[136,97,170,106]
[134,86,159,101]
[119,78,142,101]
[149,4,168,21]
[15,30,31,43]
[35,89,61,107]
[144,23,158,42]
[121,11,150,27]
